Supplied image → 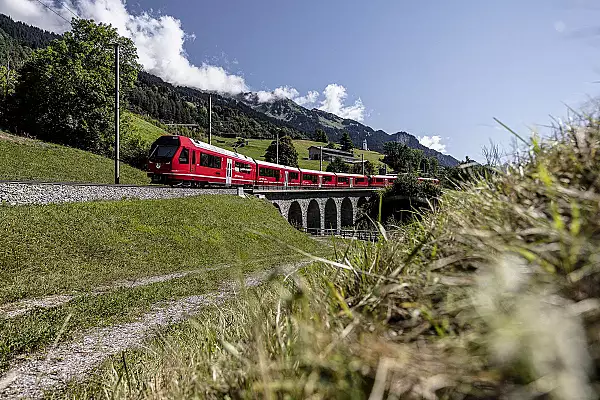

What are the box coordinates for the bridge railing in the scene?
[250,185,376,192]
[299,227,380,242]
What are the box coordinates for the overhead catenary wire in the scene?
[32,0,72,25]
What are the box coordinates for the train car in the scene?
[334,172,353,188]
[255,160,286,186]
[148,136,256,186]
[352,174,369,188]
[321,171,337,188]
[299,168,322,188]
[369,175,394,188]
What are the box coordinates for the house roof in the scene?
[307,146,355,157]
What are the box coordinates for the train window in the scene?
[338,177,349,184]
[289,172,299,180]
[302,174,318,184]
[323,176,333,183]
[375,178,384,183]
[178,148,189,164]
[200,153,222,169]
[235,162,252,173]
[355,178,365,183]
[259,167,280,180]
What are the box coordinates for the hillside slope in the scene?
[0,131,148,184]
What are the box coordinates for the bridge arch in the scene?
[324,198,338,230]
[307,199,321,232]
[288,201,303,228]
[341,197,354,228]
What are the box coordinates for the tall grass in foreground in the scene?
[65,120,600,399]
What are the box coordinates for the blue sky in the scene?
[3,0,600,161]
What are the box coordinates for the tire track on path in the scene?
[0,261,310,399]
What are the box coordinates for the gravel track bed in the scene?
[0,262,310,399]
[0,183,237,206]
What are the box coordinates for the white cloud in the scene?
[0,0,248,94]
[418,135,447,154]
[318,84,365,121]
[0,1,368,121]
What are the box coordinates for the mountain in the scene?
[240,95,459,166]
[0,13,459,167]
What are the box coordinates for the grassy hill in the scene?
[214,136,385,170]
[0,131,148,184]
[0,195,328,372]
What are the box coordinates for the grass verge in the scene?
[61,117,600,399]
[0,131,148,184]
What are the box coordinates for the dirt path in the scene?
[0,266,234,319]
[0,262,309,399]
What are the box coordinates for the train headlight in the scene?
[156,163,161,169]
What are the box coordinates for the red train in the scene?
[147,135,439,188]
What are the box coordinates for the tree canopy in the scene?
[6,18,141,154]
[314,128,328,143]
[326,156,349,173]
[264,135,299,167]
[340,131,354,152]
[382,142,440,176]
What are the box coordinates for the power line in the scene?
[60,1,80,19]
[32,0,71,25]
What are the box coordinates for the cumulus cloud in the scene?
[318,84,365,121]
[418,135,448,154]
[0,0,248,94]
[0,0,368,121]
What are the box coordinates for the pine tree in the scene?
[326,157,349,173]
[314,128,328,143]
[340,131,354,152]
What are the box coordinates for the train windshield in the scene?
[149,136,180,162]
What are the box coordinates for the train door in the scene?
[318,175,323,188]
[226,158,233,186]
[349,177,354,188]
[284,171,289,189]
[190,150,196,174]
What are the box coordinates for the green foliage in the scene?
[325,156,349,173]
[314,128,328,143]
[339,131,354,152]
[6,19,141,155]
[264,135,299,167]
[0,130,147,184]
[350,160,376,175]
[326,141,336,149]
[382,142,439,175]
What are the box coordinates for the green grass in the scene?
[121,111,168,145]
[0,131,148,184]
[61,116,600,398]
[214,136,385,170]
[0,195,328,373]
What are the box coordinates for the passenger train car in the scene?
[147,135,439,188]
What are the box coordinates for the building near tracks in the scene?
[307,146,356,163]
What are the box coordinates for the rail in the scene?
[299,227,380,242]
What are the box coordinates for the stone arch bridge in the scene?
[251,188,376,231]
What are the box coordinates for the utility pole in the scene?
[208,94,212,144]
[276,132,279,164]
[319,146,323,171]
[361,153,365,175]
[114,43,120,185]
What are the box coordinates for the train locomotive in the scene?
[147,135,439,189]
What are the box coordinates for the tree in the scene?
[264,135,298,167]
[314,128,328,143]
[410,149,424,173]
[7,18,141,153]
[428,156,439,176]
[340,131,354,152]
[326,157,349,173]
[382,142,412,173]
[351,160,376,175]
[326,141,336,149]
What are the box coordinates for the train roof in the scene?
[335,172,368,178]
[183,137,255,163]
[255,160,300,170]
[298,168,325,174]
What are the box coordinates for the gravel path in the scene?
[0,182,237,206]
[0,262,310,399]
